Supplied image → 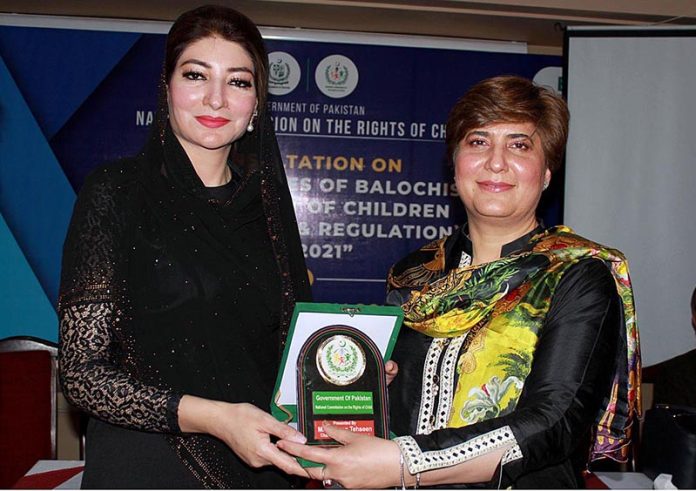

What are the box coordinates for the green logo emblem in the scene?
[325,62,349,86]
[316,335,366,385]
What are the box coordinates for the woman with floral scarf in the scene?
[280,75,640,488]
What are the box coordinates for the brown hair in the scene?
[445,75,569,172]
[165,5,268,113]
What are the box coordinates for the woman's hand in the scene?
[278,422,402,489]
[385,360,399,385]
[179,395,308,476]
[278,421,509,488]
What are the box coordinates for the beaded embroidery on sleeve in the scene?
[58,168,180,433]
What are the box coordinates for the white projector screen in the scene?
[565,27,696,366]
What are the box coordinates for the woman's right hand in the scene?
[178,395,308,476]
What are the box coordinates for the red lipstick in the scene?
[196,116,230,128]
[477,180,514,192]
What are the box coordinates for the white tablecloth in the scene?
[596,471,655,489]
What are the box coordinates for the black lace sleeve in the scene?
[58,166,182,433]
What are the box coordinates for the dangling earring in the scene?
[247,109,258,132]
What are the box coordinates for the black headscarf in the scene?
[59,109,311,488]
[140,114,312,487]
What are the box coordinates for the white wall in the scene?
[565,27,696,366]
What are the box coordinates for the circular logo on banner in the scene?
[533,66,563,95]
[268,51,301,96]
[314,55,359,98]
[316,335,366,385]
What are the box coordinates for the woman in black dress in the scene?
[59,5,310,488]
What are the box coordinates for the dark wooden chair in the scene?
[0,336,58,488]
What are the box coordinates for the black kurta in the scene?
[58,120,310,488]
[388,226,623,488]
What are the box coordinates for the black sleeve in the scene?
[58,166,182,433]
[394,259,621,482]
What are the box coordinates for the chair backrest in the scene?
[0,336,58,488]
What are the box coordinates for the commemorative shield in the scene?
[296,325,389,446]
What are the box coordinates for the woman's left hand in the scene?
[277,423,402,489]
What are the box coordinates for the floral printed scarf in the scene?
[398,226,640,462]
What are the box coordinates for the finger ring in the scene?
[321,466,333,488]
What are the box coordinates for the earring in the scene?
[247,109,258,132]
[543,181,550,190]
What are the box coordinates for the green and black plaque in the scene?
[297,325,389,446]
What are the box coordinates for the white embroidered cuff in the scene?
[394,425,522,474]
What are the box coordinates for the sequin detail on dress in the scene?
[60,303,176,432]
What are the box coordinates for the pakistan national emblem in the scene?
[267,51,301,96]
[315,54,359,98]
[316,335,366,385]
[325,61,348,86]
[270,58,290,86]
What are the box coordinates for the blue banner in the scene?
[0,21,560,339]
